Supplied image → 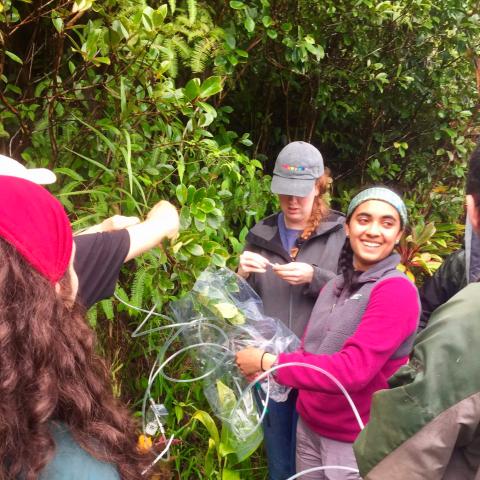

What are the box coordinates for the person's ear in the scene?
[344,223,350,238]
[394,228,403,245]
[467,195,480,232]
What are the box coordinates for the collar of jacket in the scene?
[334,252,402,294]
[246,210,345,261]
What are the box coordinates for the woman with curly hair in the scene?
[0,175,148,479]
[237,141,345,479]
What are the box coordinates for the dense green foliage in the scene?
[1,0,479,477]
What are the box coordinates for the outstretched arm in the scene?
[124,200,179,262]
[76,200,180,263]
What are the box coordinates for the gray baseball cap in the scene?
[271,141,324,197]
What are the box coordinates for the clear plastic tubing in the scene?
[229,361,364,439]
[286,465,360,479]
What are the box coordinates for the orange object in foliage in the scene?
[138,434,153,453]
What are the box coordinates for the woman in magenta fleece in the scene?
[236,187,420,480]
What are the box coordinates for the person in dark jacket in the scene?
[353,142,480,479]
[418,223,480,330]
[237,141,345,480]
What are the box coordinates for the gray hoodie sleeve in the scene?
[303,264,336,297]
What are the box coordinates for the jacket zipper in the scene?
[288,287,293,330]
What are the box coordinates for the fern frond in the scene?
[131,268,147,308]
[159,40,179,78]
[100,299,115,321]
[196,7,213,27]
[191,37,219,73]
[187,0,197,25]
[210,27,225,41]
[168,0,176,14]
[171,35,192,61]
[87,305,97,328]
[175,25,198,40]
[176,15,191,28]
[115,285,129,304]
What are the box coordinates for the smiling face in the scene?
[345,200,403,271]
[278,184,319,230]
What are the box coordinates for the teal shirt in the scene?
[39,424,120,480]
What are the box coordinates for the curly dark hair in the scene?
[0,238,149,479]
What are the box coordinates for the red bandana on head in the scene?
[0,176,72,283]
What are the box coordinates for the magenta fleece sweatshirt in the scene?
[275,277,419,442]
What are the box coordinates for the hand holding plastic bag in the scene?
[168,267,300,453]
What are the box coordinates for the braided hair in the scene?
[338,237,356,293]
[290,169,332,259]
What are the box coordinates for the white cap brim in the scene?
[22,168,57,185]
[0,154,57,185]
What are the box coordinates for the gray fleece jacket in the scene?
[244,210,346,338]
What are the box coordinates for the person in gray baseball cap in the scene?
[237,141,346,480]
[270,141,325,197]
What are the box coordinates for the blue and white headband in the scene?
[347,187,408,226]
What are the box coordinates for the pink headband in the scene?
[0,176,72,283]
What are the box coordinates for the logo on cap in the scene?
[282,164,307,172]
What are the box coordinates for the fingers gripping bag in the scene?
[168,267,300,460]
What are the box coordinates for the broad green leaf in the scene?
[111,19,129,39]
[199,76,223,99]
[174,405,184,423]
[183,78,200,102]
[191,410,220,446]
[92,56,111,66]
[244,16,255,32]
[222,469,241,480]
[72,0,93,13]
[153,4,168,26]
[176,183,188,204]
[262,15,273,27]
[267,29,278,39]
[52,17,63,33]
[213,302,238,319]
[5,51,23,64]
[235,49,248,58]
[199,197,215,213]
[205,438,216,476]
[185,243,204,256]
[415,222,436,246]
[229,1,245,9]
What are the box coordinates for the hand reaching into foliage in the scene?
[146,200,180,240]
[77,215,141,235]
[125,200,180,261]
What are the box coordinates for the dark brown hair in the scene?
[0,238,148,479]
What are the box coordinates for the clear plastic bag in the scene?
[169,267,300,453]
